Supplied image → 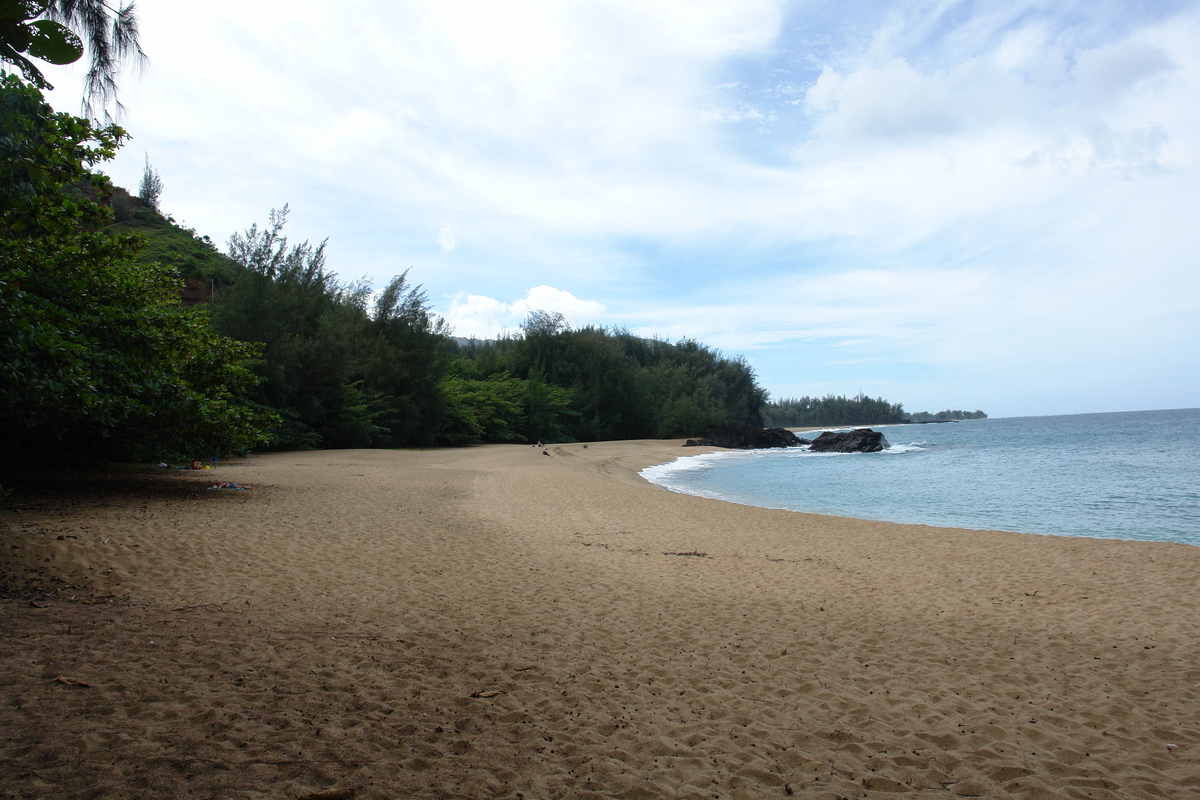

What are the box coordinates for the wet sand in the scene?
[2,441,1199,799]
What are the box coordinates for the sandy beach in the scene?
[2,441,1199,799]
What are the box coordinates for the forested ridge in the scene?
[1,123,769,458]
[907,409,988,422]
[762,395,988,427]
[172,204,769,450]
[762,394,908,428]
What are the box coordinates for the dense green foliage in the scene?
[200,215,768,449]
[762,393,908,428]
[45,180,767,452]
[448,317,766,443]
[206,208,452,450]
[908,409,988,422]
[763,395,988,427]
[0,76,276,461]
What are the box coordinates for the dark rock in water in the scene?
[757,428,810,448]
[684,425,806,449]
[807,428,890,453]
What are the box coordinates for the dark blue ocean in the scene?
[640,408,1200,546]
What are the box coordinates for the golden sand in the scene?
[2,441,1199,799]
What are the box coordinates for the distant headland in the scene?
[762,394,986,429]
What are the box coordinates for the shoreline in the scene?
[648,419,1200,547]
[3,442,1200,798]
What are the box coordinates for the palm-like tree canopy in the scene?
[44,0,145,120]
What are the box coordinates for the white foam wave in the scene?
[641,437,925,492]
[638,450,738,484]
[885,442,928,454]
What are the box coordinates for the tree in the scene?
[761,393,907,427]
[213,207,345,449]
[522,309,569,337]
[355,271,449,447]
[0,75,275,461]
[0,0,145,120]
[137,151,161,210]
[45,0,145,119]
[442,325,766,443]
[213,210,458,450]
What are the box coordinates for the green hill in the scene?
[107,187,242,303]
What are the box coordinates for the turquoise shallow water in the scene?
[640,408,1200,545]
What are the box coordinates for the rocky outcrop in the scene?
[806,428,890,453]
[684,425,808,449]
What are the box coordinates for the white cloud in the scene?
[701,106,765,123]
[1073,40,1177,107]
[444,293,512,340]
[437,225,457,252]
[446,286,607,339]
[804,58,981,141]
[514,285,607,322]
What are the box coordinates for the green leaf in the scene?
[27,19,82,65]
[0,1,49,24]
[0,44,50,88]
[0,20,32,52]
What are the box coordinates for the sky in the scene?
[41,0,1200,418]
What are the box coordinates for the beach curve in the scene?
[2,441,1199,799]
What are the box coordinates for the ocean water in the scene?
[640,408,1200,546]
